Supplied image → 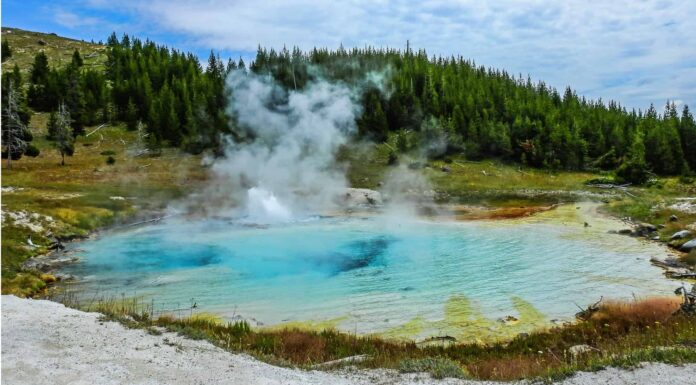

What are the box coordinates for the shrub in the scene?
[683,250,696,267]
[24,144,40,157]
[106,156,116,165]
[399,357,468,379]
[387,149,398,165]
[100,150,116,156]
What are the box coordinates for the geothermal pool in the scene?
[62,204,676,341]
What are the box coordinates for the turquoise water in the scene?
[62,208,675,340]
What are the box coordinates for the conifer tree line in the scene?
[4,34,696,182]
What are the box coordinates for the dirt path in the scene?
[2,295,695,385]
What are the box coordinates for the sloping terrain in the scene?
[1,27,107,73]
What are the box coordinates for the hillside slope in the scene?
[1,27,107,73]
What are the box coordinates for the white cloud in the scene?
[54,9,101,28]
[87,0,696,110]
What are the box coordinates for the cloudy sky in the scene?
[4,0,695,110]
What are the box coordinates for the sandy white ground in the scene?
[2,295,696,385]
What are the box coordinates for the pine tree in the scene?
[47,111,59,140]
[680,105,696,171]
[2,80,34,167]
[617,129,649,184]
[27,52,52,110]
[125,99,138,130]
[1,40,12,62]
[71,49,83,67]
[30,52,50,84]
[52,103,75,166]
[359,92,389,142]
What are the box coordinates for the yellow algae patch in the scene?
[378,316,427,340]
[188,312,226,325]
[511,296,545,325]
[376,294,547,344]
[262,315,349,332]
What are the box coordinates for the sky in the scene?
[3,0,695,111]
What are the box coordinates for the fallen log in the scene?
[416,335,457,345]
[85,123,109,137]
[670,272,696,279]
[575,296,603,320]
[310,354,370,369]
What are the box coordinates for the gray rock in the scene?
[637,223,657,233]
[23,255,79,272]
[670,214,679,221]
[681,239,696,252]
[340,188,382,208]
[53,273,75,281]
[671,230,691,240]
[568,344,597,358]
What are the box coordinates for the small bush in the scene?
[24,144,40,157]
[106,156,116,165]
[584,177,615,185]
[100,150,116,156]
[387,149,398,165]
[683,250,696,267]
[399,357,468,379]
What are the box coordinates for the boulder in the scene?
[568,344,597,358]
[670,214,679,222]
[671,230,691,240]
[681,239,696,252]
[498,315,519,325]
[341,188,382,208]
[637,223,657,233]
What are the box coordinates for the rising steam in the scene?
[193,68,390,223]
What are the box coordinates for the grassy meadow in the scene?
[1,113,205,296]
[2,27,107,75]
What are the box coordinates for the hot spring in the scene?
[60,203,676,342]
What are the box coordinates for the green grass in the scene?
[341,139,611,207]
[399,357,469,379]
[1,113,205,296]
[604,177,696,265]
[1,27,107,74]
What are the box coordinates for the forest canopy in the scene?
[5,33,696,181]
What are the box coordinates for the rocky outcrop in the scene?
[340,188,382,208]
[681,239,696,252]
[671,230,691,240]
[614,223,658,238]
[22,252,79,272]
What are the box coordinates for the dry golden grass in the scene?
[591,297,682,329]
